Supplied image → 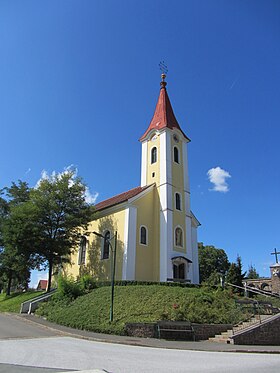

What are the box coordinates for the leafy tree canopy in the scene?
[198,243,230,284]
[0,170,95,293]
[0,181,31,294]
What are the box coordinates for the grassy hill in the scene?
[0,291,43,313]
[36,284,246,335]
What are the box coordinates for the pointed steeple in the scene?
[140,74,190,141]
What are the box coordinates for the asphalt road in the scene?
[0,313,61,339]
[0,313,280,373]
[0,313,70,372]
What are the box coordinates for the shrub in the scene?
[78,274,97,292]
[56,275,83,300]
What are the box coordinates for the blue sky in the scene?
[1,0,279,285]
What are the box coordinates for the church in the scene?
[66,74,200,284]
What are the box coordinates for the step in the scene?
[208,313,279,344]
[208,337,232,344]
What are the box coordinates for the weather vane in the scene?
[159,61,168,75]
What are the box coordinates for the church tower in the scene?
[140,74,199,283]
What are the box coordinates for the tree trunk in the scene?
[47,258,52,293]
[6,274,12,296]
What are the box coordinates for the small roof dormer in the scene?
[140,74,190,142]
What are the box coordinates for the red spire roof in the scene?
[140,76,190,141]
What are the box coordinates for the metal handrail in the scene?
[226,282,280,299]
[226,282,280,335]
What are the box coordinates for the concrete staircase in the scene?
[209,314,273,344]
[20,289,56,314]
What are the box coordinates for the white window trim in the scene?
[174,225,184,248]
[174,192,182,211]
[173,145,180,164]
[139,225,148,246]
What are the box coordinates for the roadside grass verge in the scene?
[0,291,43,313]
[36,285,246,335]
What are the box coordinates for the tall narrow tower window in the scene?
[175,193,181,210]
[174,146,179,164]
[151,147,157,164]
[140,226,148,245]
[78,236,87,265]
[102,231,110,259]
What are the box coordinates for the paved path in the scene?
[0,313,280,372]
[20,313,280,354]
[1,336,280,373]
[0,313,62,339]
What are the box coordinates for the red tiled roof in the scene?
[95,185,152,212]
[140,83,190,141]
[37,279,48,290]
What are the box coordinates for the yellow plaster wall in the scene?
[146,134,160,186]
[171,134,187,254]
[66,209,126,281]
[134,188,159,281]
[173,208,187,254]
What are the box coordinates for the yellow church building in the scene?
[67,74,200,284]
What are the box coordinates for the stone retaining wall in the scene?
[125,323,157,338]
[232,314,280,345]
[192,324,232,341]
[125,322,232,341]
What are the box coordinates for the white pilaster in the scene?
[182,140,190,193]
[182,141,191,215]
[159,209,173,281]
[160,131,172,185]
[159,130,173,281]
[122,206,137,280]
[141,141,148,187]
[185,215,193,281]
[191,225,199,284]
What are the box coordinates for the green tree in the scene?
[0,246,31,294]
[226,255,246,293]
[198,243,230,284]
[247,264,259,279]
[0,181,32,294]
[5,170,95,292]
[1,172,95,293]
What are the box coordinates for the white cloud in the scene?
[207,166,231,193]
[34,165,98,204]
[35,165,78,188]
[84,187,99,204]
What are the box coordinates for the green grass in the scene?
[37,285,246,335]
[0,291,44,313]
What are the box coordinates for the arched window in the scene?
[175,227,183,247]
[140,226,148,245]
[175,193,181,210]
[151,147,157,164]
[102,231,110,259]
[78,236,87,265]
[174,146,179,164]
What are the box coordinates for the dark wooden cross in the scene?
[271,248,280,263]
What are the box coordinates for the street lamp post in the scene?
[93,230,117,322]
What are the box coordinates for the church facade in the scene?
[66,74,200,284]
